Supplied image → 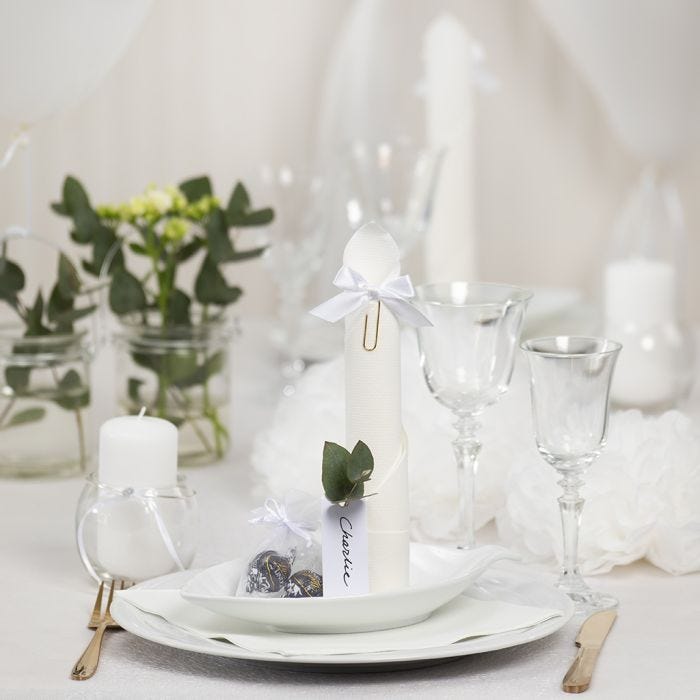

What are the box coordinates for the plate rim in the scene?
[111,565,574,667]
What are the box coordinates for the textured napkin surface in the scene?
[118,588,563,656]
[343,224,409,591]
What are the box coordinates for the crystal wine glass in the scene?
[255,165,326,392]
[341,140,443,257]
[416,282,532,548]
[521,336,621,614]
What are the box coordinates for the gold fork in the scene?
[71,580,129,680]
[87,580,129,629]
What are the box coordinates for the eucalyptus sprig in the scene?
[322,440,375,505]
[0,248,94,466]
[51,175,274,323]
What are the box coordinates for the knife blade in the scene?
[562,609,617,693]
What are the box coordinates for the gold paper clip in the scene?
[362,301,381,351]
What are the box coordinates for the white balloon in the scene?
[534,0,700,162]
[0,0,152,125]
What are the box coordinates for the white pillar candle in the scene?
[604,257,677,407]
[98,415,178,488]
[423,13,477,283]
[343,222,409,592]
[96,415,180,581]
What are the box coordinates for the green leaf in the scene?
[226,181,275,228]
[129,242,148,256]
[194,255,242,306]
[226,182,250,217]
[225,245,267,263]
[51,201,68,216]
[132,349,199,386]
[175,237,205,263]
[321,441,354,503]
[206,208,235,263]
[54,369,90,410]
[174,351,224,388]
[0,258,25,301]
[239,208,275,227]
[179,176,212,202]
[71,207,103,244]
[6,407,46,427]
[167,288,191,325]
[322,440,375,504]
[82,228,123,277]
[63,176,91,215]
[53,305,96,330]
[109,268,147,314]
[58,253,81,298]
[5,366,30,394]
[128,377,144,404]
[347,440,374,483]
[47,282,73,324]
[25,291,49,336]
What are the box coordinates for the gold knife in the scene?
[562,609,617,693]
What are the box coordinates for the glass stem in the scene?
[452,412,482,549]
[278,285,305,378]
[557,470,585,592]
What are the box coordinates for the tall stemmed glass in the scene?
[416,283,532,548]
[256,165,326,391]
[341,140,443,257]
[521,336,621,613]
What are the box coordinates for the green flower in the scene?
[162,217,189,243]
[129,194,147,218]
[184,195,219,221]
[95,204,121,220]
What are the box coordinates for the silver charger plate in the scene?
[111,563,574,673]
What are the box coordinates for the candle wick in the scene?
[138,406,147,419]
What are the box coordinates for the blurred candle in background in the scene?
[423,13,477,283]
[603,171,694,410]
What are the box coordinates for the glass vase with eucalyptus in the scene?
[416,282,531,548]
[521,336,621,614]
[115,312,232,465]
[0,230,97,478]
[51,174,274,465]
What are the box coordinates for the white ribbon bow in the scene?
[310,266,432,327]
[249,497,317,545]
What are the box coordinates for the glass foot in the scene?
[556,574,618,615]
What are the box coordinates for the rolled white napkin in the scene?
[342,223,410,591]
[117,588,563,656]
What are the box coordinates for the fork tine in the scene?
[105,580,116,611]
[87,582,105,629]
[104,580,118,626]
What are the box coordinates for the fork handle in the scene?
[71,621,108,681]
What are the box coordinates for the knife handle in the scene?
[562,646,600,693]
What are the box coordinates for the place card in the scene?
[321,499,369,597]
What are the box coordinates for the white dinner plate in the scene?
[111,563,574,672]
[181,544,513,633]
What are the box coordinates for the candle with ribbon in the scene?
[311,221,429,592]
[76,411,197,583]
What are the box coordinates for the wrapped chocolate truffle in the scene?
[236,491,322,598]
[245,550,293,594]
[284,569,323,598]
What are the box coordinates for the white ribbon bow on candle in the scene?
[310,266,432,327]
[249,497,318,545]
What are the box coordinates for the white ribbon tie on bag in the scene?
[310,266,432,327]
[249,498,316,545]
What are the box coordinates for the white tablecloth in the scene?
[1,321,698,699]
